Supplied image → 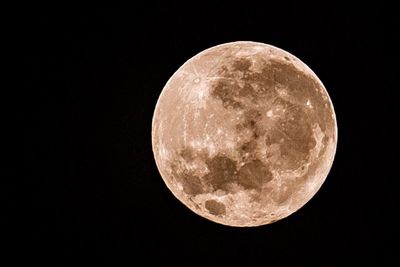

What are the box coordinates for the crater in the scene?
[211,80,243,109]
[265,105,316,171]
[244,109,262,127]
[177,172,204,195]
[205,199,226,216]
[204,155,238,191]
[232,58,252,72]
[179,148,195,161]
[171,148,209,196]
[271,179,298,204]
[240,140,257,154]
[235,109,263,139]
[237,160,273,190]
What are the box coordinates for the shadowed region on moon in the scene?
[152,41,337,227]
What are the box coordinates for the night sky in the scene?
[21,3,397,266]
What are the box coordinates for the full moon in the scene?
[152,41,337,227]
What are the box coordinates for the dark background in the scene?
[21,3,398,266]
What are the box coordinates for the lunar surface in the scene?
[152,41,337,227]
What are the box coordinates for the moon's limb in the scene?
[152,41,337,227]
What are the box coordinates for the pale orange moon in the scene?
[152,41,337,227]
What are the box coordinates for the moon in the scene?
[152,41,337,227]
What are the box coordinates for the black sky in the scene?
[20,3,398,266]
